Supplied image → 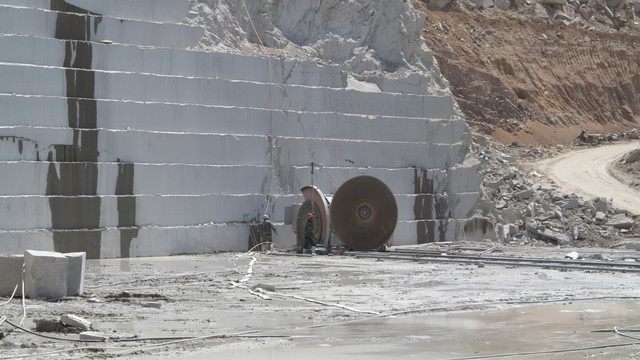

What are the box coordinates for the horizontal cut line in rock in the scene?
[0,4,200,27]
[0,160,270,168]
[0,62,447,104]
[0,34,350,88]
[0,192,471,199]
[0,93,453,123]
[0,60,350,89]
[0,193,278,198]
[0,34,347,89]
[0,219,453,234]
[0,125,459,146]
[0,223,249,233]
[0,161,454,174]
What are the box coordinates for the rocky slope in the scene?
[412,0,640,145]
[474,136,638,247]
[186,0,640,145]
[185,0,451,95]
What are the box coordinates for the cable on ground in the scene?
[449,341,640,360]
[0,282,19,306]
[615,326,640,341]
[19,263,26,326]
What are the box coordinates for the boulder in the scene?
[537,228,572,245]
[594,211,607,224]
[559,199,580,210]
[484,178,505,190]
[592,197,610,214]
[625,149,640,164]
[606,214,635,229]
[514,189,534,199]
[496,200,507,209]
[61,314,92,331]
[495,0,511,10]
[565,251,580,259]
[503,169,518,180]
[470,0,496,8]
[525,220,571,245]
[552,192,566,201]
[526,202,537,217]
[500,207,521,223]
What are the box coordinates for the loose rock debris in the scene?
[473,134,638,248]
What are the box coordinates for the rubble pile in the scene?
[473,135,639,247]
[614,146,640,188]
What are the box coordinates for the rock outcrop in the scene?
[0,0,484,257]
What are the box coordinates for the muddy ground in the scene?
[2,242,640,359]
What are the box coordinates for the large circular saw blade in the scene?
[330,176,397,250]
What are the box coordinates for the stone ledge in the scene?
[0,5,203,48]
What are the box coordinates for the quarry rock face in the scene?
[0,0,483,258]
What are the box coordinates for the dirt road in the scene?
[537,141,640,215]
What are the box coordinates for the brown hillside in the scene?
[412,0,640,145]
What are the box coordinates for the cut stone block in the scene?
[64,252,86,296]
[24,250,68,299]
[24,250,86,299]
[0,254,23,297]
[61,314,92,331]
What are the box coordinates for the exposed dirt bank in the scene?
[412,0,640,145]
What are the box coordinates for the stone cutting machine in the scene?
[295,176,397,252]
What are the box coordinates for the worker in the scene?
[303,212,317,254]
[259,214,277,251]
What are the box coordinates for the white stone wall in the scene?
[0,0,485,258]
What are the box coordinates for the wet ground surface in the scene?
[1,243,640,359]
[174,301,640,360]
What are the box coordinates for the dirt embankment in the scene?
[412,0,640,145]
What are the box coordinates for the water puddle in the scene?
[179,301,640,359]
[84,257,640,359]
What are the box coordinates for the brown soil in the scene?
[412,0,640,145]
